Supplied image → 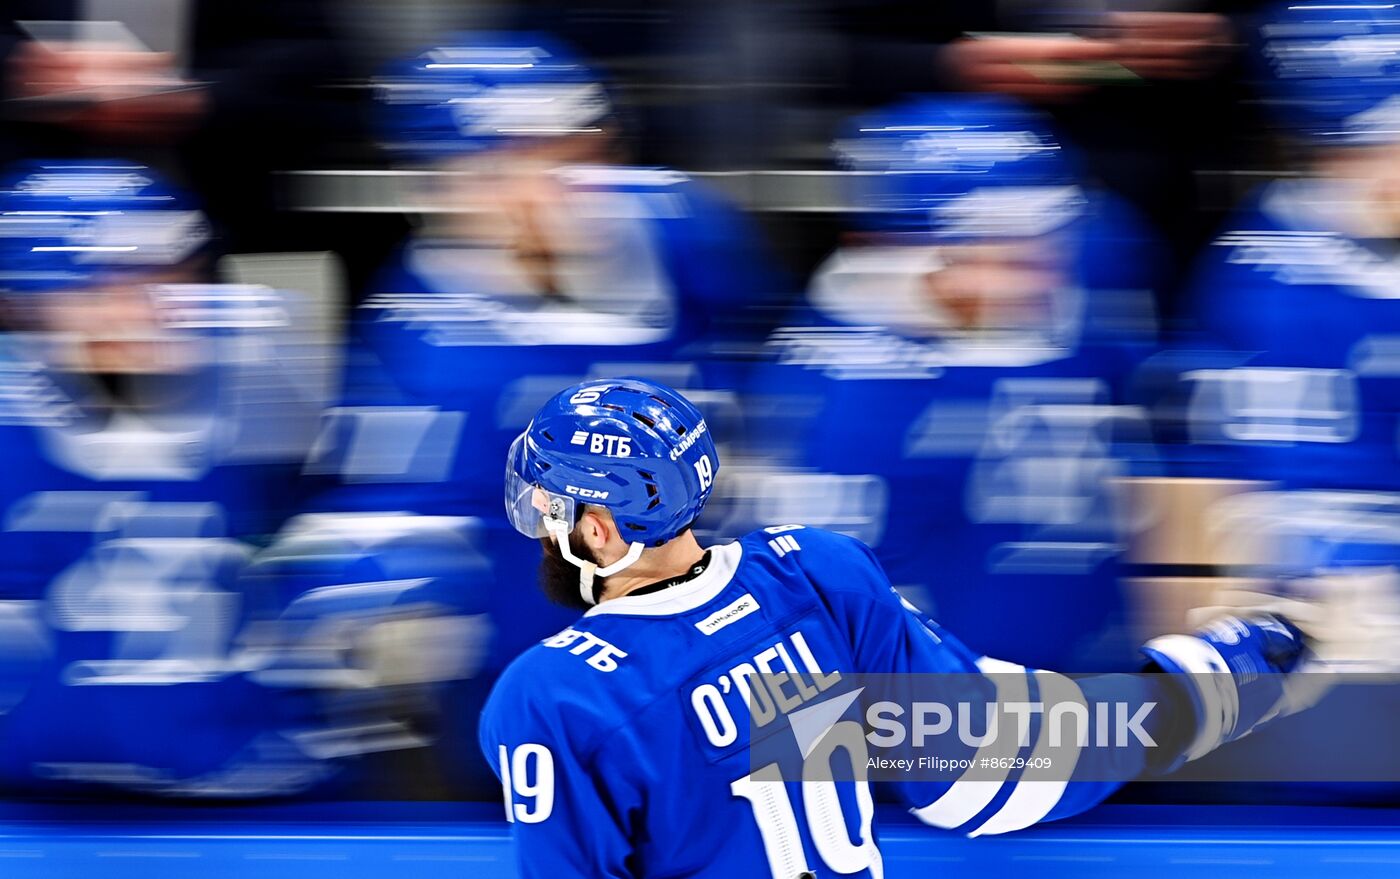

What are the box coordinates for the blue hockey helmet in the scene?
[505,377,718,602]
[835,94,1084,241]
[0,159,210,294]
[375,32,612,161]
[1256,3,1400,146]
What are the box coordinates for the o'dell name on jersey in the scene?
[690,629,844,748]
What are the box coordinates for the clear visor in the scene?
[504,435,577,538]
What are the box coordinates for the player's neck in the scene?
[598,530,706,603]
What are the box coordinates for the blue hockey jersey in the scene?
[480,526,1167,878]
[736,208,1160,670]
[1181,178,1400,490]
[0,285,332,796]
[311,165,785,664]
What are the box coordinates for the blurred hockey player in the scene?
[1174,3,1400,492]
[738,96,1161,671]
[308,34,785,670]
[0,159,335,796]
[1134,4,1400,801]
[369,32,781,369]
[481,376,1315,877]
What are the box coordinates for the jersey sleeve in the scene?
[792,527,1184,837]
[479,664,639,878]
[791,528,983,675]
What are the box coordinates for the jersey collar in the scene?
[583,541,742,617]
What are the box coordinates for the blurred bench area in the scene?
[1,0,1400,828]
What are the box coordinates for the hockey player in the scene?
[739,96,1162,670]
[482,376,1314,878]
[310,34,785,667]
[1145,3,1400,799]
[1173,3,1400,492]
[0,160,332,796]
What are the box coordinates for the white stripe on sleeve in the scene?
[968,669,1086,837]
[909,657,1027,830]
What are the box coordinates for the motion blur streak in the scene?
[0,0,1395,841]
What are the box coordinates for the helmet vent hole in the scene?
[540,430,554,441]
[637,469,655,481]
[649,394,673,408]
[624,522,647,532]
[600,403,625,412]
[674,423,688,436]
[537,461,552,471]
[646,498,660,510]
[645,483,658,498]
[631,412,655,428]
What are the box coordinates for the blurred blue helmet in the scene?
[1258,3,1400,145]
[835,95,1084,241]
[375,33,611,161]
[506,377,718,603]
[0,159,210,294]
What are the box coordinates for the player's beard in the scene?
[538,532,608,611]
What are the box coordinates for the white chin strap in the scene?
[544,517,646,606]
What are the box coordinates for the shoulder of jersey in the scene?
[738,523,874,578]
[482,621,641,753]
[487,528,867,680]
[1207,193,1351,276]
